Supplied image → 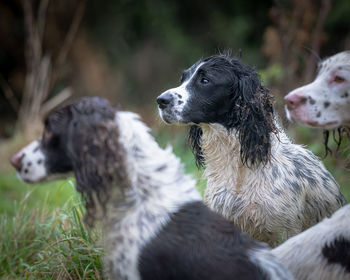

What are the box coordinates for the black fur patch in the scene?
[139,201,268,280]
[322,236,350,273]
[188,125,205,168]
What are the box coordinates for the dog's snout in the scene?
[11,152,24,171]
[157,92,174,109]
[284,91,307,109]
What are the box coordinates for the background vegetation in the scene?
[0,0,349,278]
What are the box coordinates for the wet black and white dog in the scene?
[157,54,346,246]
[11,97,292,280]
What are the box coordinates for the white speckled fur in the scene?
[101,111,202,279]
[14,140,70,183]
[272,204,350,280]
[285,51,350,129]
[198,121,344,246]
[14,140,47,182]
[250,248,294,280]
[158,58,345,246]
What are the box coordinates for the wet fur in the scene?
[157,54,346,246]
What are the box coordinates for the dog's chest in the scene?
[203,178,301,246]
[204,180,268,218]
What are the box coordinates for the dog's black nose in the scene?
[157,93,173,109]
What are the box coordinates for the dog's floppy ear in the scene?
[229,73,277,167]
[43,106,72,139]
[188,125,205,168]
[69,120,129,226]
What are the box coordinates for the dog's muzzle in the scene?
[157,92,174,109]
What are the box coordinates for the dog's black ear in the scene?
[70,120,129,226]
[322,127,349,158]
[229,73,277,168]
[188,125,205,168]
[44,106,72,137]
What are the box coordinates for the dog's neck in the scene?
[109,112,201,222]
[200,123,247,192]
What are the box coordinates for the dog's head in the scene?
[11,97,127,225]
[157,54,276,167]
[284,51,350,130]
[11,97,116,183]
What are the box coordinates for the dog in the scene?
[11,97,293,280]
[157,53,346,246]
[284,51,350,130]
[272,203,350,280]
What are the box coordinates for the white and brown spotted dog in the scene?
[157,53,346,246]
[11,97,293,280]
[285,51,350,129]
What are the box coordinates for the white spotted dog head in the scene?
[11,140,49,183]
[11,97,126,225]
[285,51,350,130]
[11,110,76,183]
[157,53,277,167]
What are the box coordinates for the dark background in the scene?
[0,0,349,138]
[0,0,349,190]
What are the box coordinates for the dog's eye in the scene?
[334,76,345,83]
[200,78,209,84]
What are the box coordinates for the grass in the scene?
[0,126,348,279]
[0,175,78,216]
[0,187,103,279]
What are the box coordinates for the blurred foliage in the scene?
[259,63,284,86]
[85,0,272,64]
[0,0,349,130]
[81,0,274,112]
[0,174,77,215]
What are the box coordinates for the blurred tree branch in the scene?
[52,0,86,86]
[0,74,20,113]
[16,0,85,139]
[264,0,333,94]
[304,0,331,82]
